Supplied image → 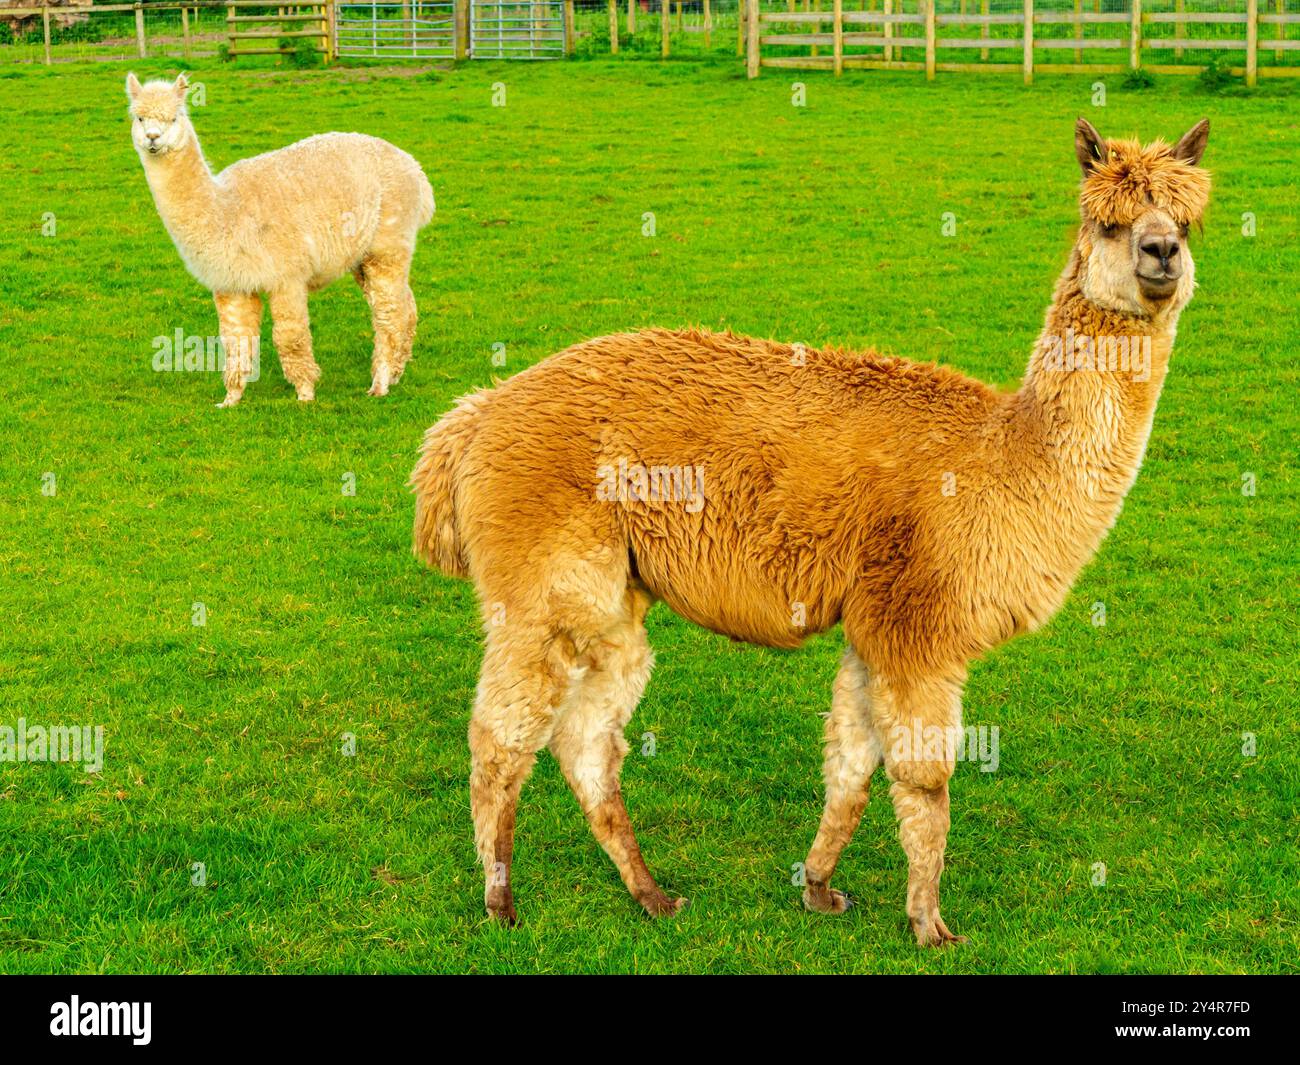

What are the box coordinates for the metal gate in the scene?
[335,1,456,58]
[470,0,565,59]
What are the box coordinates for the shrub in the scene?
[1198,56,1242,93]
[1122,68,1156,90]
[283,36,323,69]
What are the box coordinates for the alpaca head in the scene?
[1073,117,1211,319]
[125,72,191,159]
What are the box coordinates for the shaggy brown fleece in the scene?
[411,118,1211,946]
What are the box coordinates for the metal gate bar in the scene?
[335,0,456,57]
[471,0,565,58]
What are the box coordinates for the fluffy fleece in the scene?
[410,118,1211,945]
[127,72,435,406]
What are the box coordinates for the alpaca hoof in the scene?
[803,884,854,915]
[640,892,688,918]
[216,392,243,408]
[488,905,518,926]
[368,364,392,397]
[486,886,517,926]
[296,388,315,403]
[911,912,967,948]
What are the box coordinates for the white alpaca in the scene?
[126,73,436,406]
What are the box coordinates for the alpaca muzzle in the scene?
[1136,232,1183,298]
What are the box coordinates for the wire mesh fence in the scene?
[571,0,747,58]
[0,3,231,64]
[0,0,1294,68]
[747,0,1300,76]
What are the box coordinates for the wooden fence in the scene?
[2,0,1293,77]
[743,0,1300,82]
[0,1,332,63]
[226,3,330,59]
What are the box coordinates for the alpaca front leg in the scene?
[354,255,416,397]
[871,671,967,947]
[268,287,321,402]
[803,650,882,915]
[213,291,263,408]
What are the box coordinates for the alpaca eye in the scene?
[1101,223,1120,239]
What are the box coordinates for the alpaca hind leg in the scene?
[213,291,262,408]
[268,287,321,402]
[470,624,575,924]
[802,650,883,915]
[354,254,416,397]
[870,671,966,947]
[548,589,685,918]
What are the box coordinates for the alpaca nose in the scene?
[1139,235,1181,277]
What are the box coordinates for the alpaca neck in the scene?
[139,118,223,257]
[1015,245,1180,514]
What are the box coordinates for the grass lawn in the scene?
[0,55,1295,974]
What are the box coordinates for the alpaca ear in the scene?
[126,72,142,101]
[1174,119,1210,166]
[174,72,189,98]
[1074,117,1106,176]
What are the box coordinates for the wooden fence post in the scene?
[833,0,842,74]
[924,0,935,80]
[564,0,575,54]
[1129,0,1140,71]
[883,0,892,63]
[454,0,468,58]
[181,5,191,58]
[703,0,711,48]
[1174,0,1183,60]
[135,2,146,59]
[746,0,760,76]
[1276,0,1284,62]
[1073,0,1081,64]
[980,0,988,61]
[42,4,51,65]
[737,0,744,56]
[628,0,635,35]
[661,0,670,57]
[609,0,618,51]
[1023,0,1033,84]
[1246,0,1257,86]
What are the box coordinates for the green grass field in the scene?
[0,56,1295,974]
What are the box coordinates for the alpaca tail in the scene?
[416,170,435,229]
[410,390,490,579]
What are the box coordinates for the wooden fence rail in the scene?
[746,0,1300,83]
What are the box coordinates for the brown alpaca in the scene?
[411,119,1211,945]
